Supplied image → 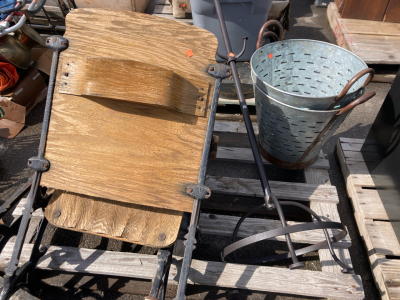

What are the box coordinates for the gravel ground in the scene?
[0,0,395,299]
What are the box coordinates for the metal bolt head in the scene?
[209,67,214,72]
[43,163,49,168]
[205,187,211,199]
[53,210,61,218]
[158,233,166,241]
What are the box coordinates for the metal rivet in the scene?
[209,67,214,72]
[187,188,193,193]
[43,163,48,168]
[53,211,61,218]
[61,41,67,46]
[158,233,166,241]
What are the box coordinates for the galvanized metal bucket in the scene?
[251,39,374,110]
[255,84,376,169]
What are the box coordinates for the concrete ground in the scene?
[0,0,395,299]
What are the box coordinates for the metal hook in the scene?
[234,36,248,60]
[215,37,248,64]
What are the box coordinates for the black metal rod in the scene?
[212,0,300,267]
[0,36,68,300]
[174,66,229,300]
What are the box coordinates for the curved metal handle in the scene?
[337,90,376,116]
[334,68,375,104]
[256,20,284,50]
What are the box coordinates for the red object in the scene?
[185,49,194,57]
[0,63,19,92]
[268,53,273,59]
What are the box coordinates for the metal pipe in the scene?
[0,36,68,300]
[174,64,231,300]
[213,0,302,268]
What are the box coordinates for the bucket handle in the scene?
[256,20,284,50]
[298,90,376,164]
[329,68,375,109]
[336,90,376,115]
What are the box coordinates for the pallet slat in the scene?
[327,3,400,65]
[199,213,351,247]
[206,176,339,203]
[154,4,172,14]
[337,138,400,300]
[0,242,364,299]
[216,146,329,169]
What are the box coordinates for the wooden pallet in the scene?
[337,137,400,300]
[0,121,364,299]
[327,3,399,83]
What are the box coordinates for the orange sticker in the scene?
[229,52,235,57]
[185,49,193,57]
[182,3,186,7]
[268,53,273,59]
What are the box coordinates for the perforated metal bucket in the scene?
[251,39,373,110]
[254,84,374,169]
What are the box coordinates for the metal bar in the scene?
[212,0,302,269]
[0,36,68,300]
[174,64,231,300]
[146,249,172,300]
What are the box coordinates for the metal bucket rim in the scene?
[250,39,369,100]
[255,83,358,114]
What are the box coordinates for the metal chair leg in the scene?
[146,248,173,300]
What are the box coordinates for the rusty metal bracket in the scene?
[186,184,211,200]
[27,157,50,172]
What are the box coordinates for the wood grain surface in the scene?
[327,3,400,65]
[45,190,182,247]
[0,243,364,299]
[41,9,218,212]
[336,137,400,300]
[59,57,210,117]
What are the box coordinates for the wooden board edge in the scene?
[0,242,364,299]
[327,3,352,51]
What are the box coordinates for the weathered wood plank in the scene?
[338,137,364,144]
[154,4,172,14]
[199,213,351,247]
[214,121,258,134]
[0,242,364,299]
[378,258,400,300]
[365,219,400,256]
[336,139,400,300]
[205,176,339,203]
[327,3,400,65]
[355,188,388,220]
[41,9,218,213]
[216,146,329,169]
